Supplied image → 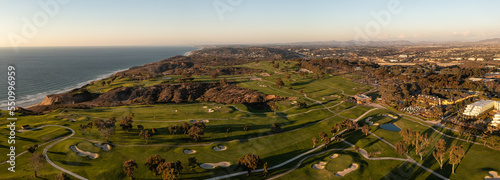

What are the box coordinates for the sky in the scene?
[1,0,500,47]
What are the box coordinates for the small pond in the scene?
[380,124,401,132]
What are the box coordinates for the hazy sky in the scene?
[1,0,500,47]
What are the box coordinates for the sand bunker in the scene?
[311,161,327,170]
[485,171,500,180]
[200,162,230,169]
[335,163,359,177]
[364,117,379,126]
[183,149,197,154]
[93,143,112,151]
[17,128,41,132]
[330,154,339,159]
[189,120,210,123]
[69,145,99,159]
[212,145,227,151]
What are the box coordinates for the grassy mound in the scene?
[76,141,101,152]
[325,155,353,172]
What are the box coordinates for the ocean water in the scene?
[0,46,198,109]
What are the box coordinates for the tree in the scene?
[220,78,228,86]
[395,141,407,155]
[243,125,250,131]
[353,145,360,152]
[139,130,153,144]
[319,131,327,139]
[30,153,46,177]
[332,123,342,134]
[160,167,177,180]
[181,122,190,134]
[151,128,157,134]
[271,123,281,133]
[484,135,500,150]
[312,137,319,148]
[168,125,178,135]
[188,157,198,171]
[145,154,165,175]
[297,101,307,109]
[263,162,269,177]
[226,127,231,133]
[100,120,116,142]
[276,78,284,88]
[123,159,138,179]
[137,125,144,131]
[193,121,206,129]
[416,133,432,160]
[55,172,71,180]
[433,139,447,169]
[210,72,219,79]
[237,154,261,176]
[188,126,204,141]
[120,116,133,131]
[449,144,465,174]
[157,161,182,180]
[362,124,370,136]
[400,128,415,146]
[27,144,38,154]
[285,74,291,81]
[323,136,331,148]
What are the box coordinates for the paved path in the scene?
[41,125,88,180]
[0,125,68,165]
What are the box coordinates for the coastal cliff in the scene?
[28,47,297,114]
[31,82,280,113]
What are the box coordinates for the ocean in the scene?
[0,46,198,110]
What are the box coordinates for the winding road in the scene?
[41,125,88,180]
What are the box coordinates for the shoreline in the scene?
[21,67,130,109]
[20,48,200,109]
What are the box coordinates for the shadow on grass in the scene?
[59,160,91,166]
[48,151,66,155]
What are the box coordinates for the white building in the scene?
[468,58,476,61]
[492,113,500,127]
[463,100,499,117]
[477,58,485,61]
[494,58,500,61]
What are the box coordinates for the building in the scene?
[463,100,500,117]
[494,58,500,61]
[492,113,500,127]
[485,72,500,79]
[353,94,372,104]
[417,94,442,105]
[469,78,483,82]
[417,93,477,106]
[477,58,485,61]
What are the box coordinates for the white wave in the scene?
[0,68,129,110]
[183,47,202,56]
